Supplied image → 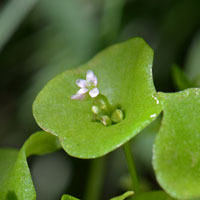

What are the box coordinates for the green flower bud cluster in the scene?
[91,94,124,126]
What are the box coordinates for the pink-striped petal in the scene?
[76,79,87,88]
[86,70,98,86]
[92,75,98,86]
[89,87,99,98]
[77,87,88,94]
[71,93,85,100]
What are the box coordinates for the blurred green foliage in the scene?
[0,0,200,199]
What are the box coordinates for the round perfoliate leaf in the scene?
[153,89,200,199]
[33,37,162,158]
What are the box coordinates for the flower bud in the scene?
[96,99,106,111]
[111,109,124,123]
[91,105,99,115]
[100,115,112,126]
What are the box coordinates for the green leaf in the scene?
[131,191,174,200]
[153,89,200,199]
[61,194,80,200]
[171,64,193,90]
[33,37,162,158]
[110,191,134,200]
[0,131,61,200]
[55,191,173,200]
[0,149,18,198]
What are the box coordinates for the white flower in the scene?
[71,70,99,100]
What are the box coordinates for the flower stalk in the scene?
[123,142,140,194]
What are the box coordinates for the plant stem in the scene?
[94,94,113,115]
[84,157,105,200]
[123,141,140,194]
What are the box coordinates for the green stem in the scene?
[123,142,139,194]
[84,157,105,200]
[94,94,113,115]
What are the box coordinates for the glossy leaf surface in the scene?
[33,37,162,158]
[0,131,61,200]
[153,89,200,199]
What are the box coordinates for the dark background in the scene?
[0,0,200,199]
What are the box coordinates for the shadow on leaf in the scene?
[6,191,18,200]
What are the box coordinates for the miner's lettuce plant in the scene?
[33,38,162,159]
[1,37,200,200]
